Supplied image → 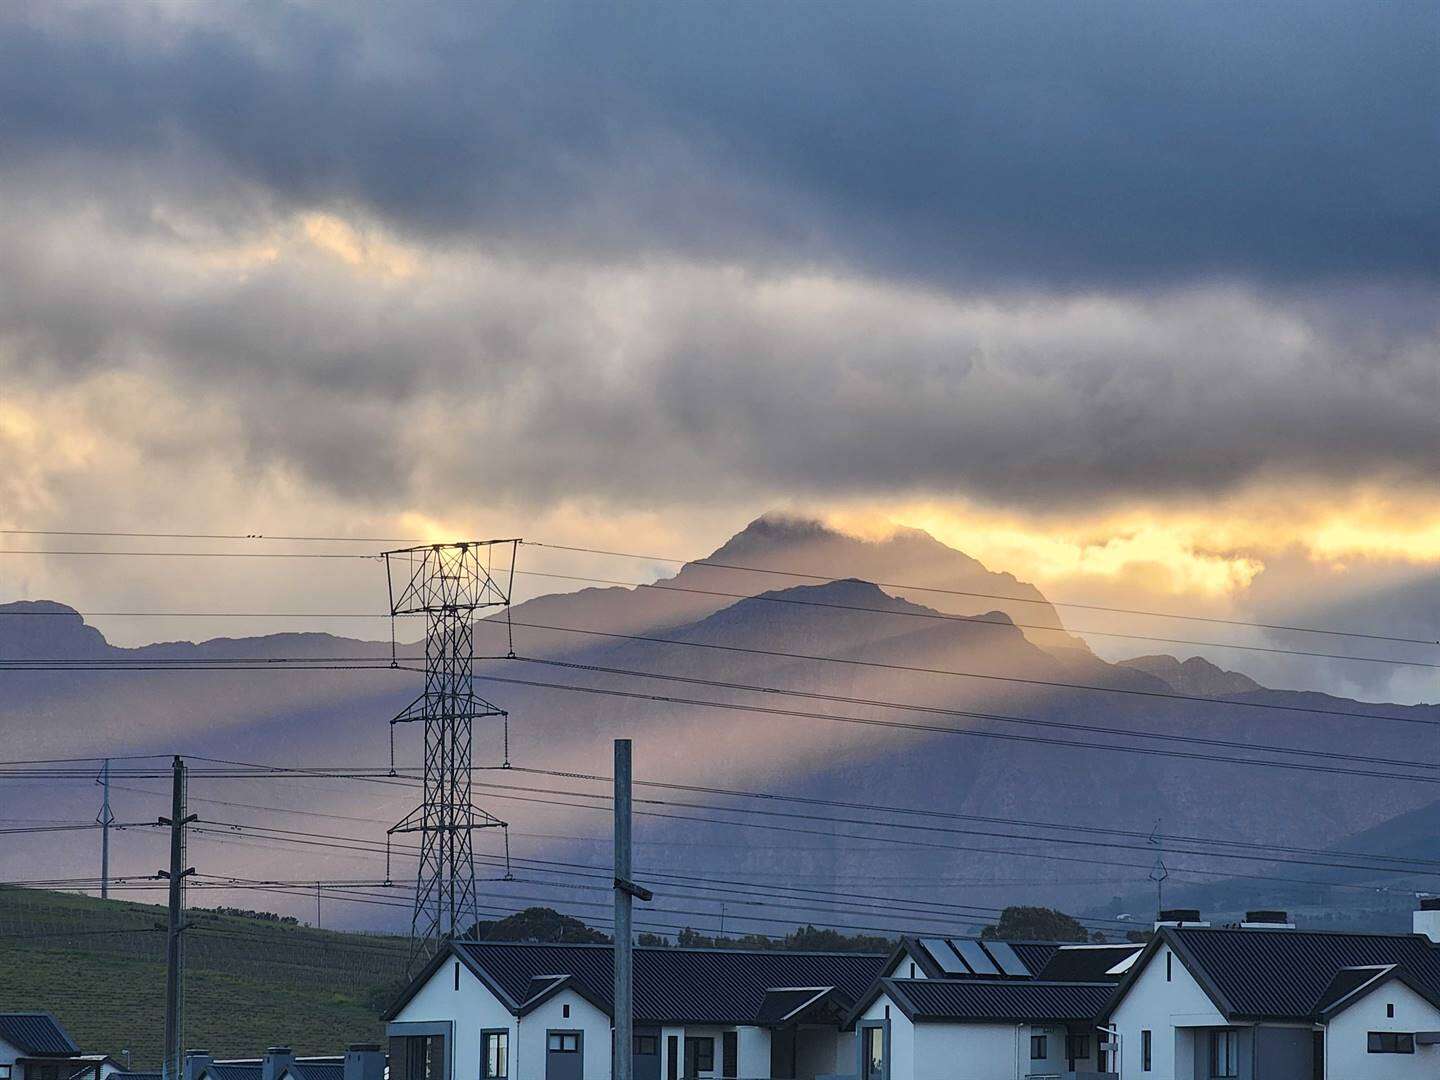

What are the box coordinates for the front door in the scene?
[546,1031,583,1080]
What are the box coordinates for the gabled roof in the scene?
[858,978,1113,1025]
[0,1014,80,1057]
[1103,926,1440,1023]
[385,941,887,1025]
[1033,944,1143,983]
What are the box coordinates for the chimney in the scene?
[1154,908,1209,930]
[184,1052,213,1080]
[1240,910,1295,929]
[262,1048,295,1080]
[1415,898,1440,943]
[344,1045,386,1080]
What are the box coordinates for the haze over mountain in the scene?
[4,516,1437,935]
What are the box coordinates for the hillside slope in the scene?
[0,887,405,1066]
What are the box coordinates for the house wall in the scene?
[913,1024,1020,1080]
[392,958,513,1080]
[0,1039,22,1070]
[519,990,611,1080]
[1108,942,1227,1080]
[859,993,912,1080]
[1327,980,1440,1080]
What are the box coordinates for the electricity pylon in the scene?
[384,540,516,967]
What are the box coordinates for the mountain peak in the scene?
[0,599,111,658]
[1119,654,1264,697]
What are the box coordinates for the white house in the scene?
[0,1013,124,1080]
[383,941,889,1080]
[847,977,1118,1080]
[1101,904,1440,1080]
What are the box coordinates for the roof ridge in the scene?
[458,940,887,957]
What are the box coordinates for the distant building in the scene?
[0,1014,124,1080]
[384,941,889,1080]
[1102,904,1440,1079]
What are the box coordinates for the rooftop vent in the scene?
[1416,897,1440,943]
[1154,908,1208,929]
[1240,910,1295,929]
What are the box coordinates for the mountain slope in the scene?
[3,517,1438,933]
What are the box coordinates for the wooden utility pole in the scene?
[160,756,195,1080]
[613,739,652,1080]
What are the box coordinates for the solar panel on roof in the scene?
[919,937,969,974]
[981,940,1030,977]
[952,938,1000,976]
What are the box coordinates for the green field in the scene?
[0,887,408,1067]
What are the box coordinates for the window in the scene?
[1142,1029,1152,1072]
[1029,1034,1047,1060]
[547,1034,580,1053]
[635,1036,658,1056]
[1367,1032,1415,1054]
[691,1037,714,1073]
[1209,1030,1239,1077]
[1386,1003,1395,1018]
[667,1036,679,1080]
[908,963,916,978]
[1166,952,1173,982]
[721,1032,737,1079]
[483,1033,508,1079]
[1066,1033,1090,1061]
[562,1004,570,1019]
[862,1025,886,1080]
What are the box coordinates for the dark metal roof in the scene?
[754,988,833,1024]
[1034,944,1142,983]
[453,942,887,1024]
[284,1063,344,1080]
[114,1072,162,1080]
[887,978,1114,1023]
[205,1065,262,1080]
[1167,928,1440,1021]
[0,1014,80,1057]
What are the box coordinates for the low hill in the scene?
[0,886,406,1067]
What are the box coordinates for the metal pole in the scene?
[161,755,193,1080]
[97,759,113,900]
[614,739,633,1080]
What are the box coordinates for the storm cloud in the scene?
[1,0,1438,705]
[1,1,1436,288]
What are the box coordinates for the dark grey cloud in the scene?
[1,0,1435,289]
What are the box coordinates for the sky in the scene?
[1,0,1437,702]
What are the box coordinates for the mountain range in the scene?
[3,514,1437,935]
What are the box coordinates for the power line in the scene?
[457,670,1440,786]
[7,527,1426,647]
[4,553,1435,667]
[1,614,1430,729]
[521,539,1440,648]
[511,655,1440,773]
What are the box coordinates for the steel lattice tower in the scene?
[384,540,517,966]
